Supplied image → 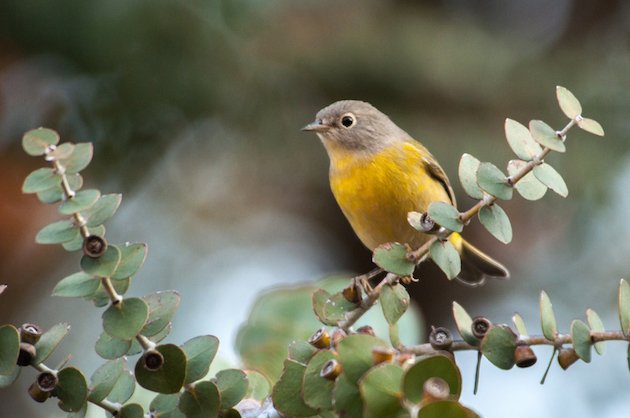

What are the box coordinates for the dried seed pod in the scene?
[28,382,50,403]
[396,351,415,366]
[36,371,58,393]
[19,323,42,345]
[17,343,36,367]
[308,328,331,349]
[429,327,453,351]
[514,344,537,368]
[356,325,375,336]
[372,346,395,365]
[82,235,108,258]
[342,282,361,304]
[471,316,492,339]
[320,359,342,380]
[557,348,579,370]
[421,377,450,404]
[142,349,165,371]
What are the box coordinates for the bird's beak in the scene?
[301,120,329,133]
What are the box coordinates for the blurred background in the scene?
[0,0,629,416]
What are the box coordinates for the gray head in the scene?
[302,100,409,153]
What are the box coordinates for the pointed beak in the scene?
[301,119,329,133]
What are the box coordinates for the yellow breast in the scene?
[329,141,452,250]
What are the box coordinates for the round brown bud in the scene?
[28,382,50,403]
[396,351,415,366]
[19,323,42,345]
[142,350,165,371]
[421,377,450,404]
[471,316,492,339]
[17,343,36,367]
[372,346,395,365]
[36,371,58,392]
[514,344,537,368]
[320,359,342,380]
[557,348,579,370]
[356,325,375,336]
[308,328,331,349]
[342,283,361,304]
[429,327,453,351]
[82,235,108,258]
[332,328,347,348]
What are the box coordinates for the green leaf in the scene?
[380,283,410,325]
[313,289,337,326]
[22,128,60,156]
[142,291,182,337]
[22,168,61,193]
[478,204,512,244]
[61,225,105,252]
[529,120,565,152]
[418,400,479,418]
[571,320,592,363]
[333,373,363,418]
[178,381,220,418]
[61,142,93,174]
[452,302,477,346]
[95,332,132,360]
[620,279,630,337]
[37,173,83,204]
[477,162,513,200]
[150,393,180,416]
[427,202,463,233]
[135,344,187,394]
[577,118,605,136]
[556,86,582,119]
[359,363,404,418]
[373,242,415,276]
[302,350,336,410]
[214,369,248,410]
[33,323,70,365]
[112,243,148,279]
[107,370,135,403]
[47,142,75,160]
[0,366,20,388]
[59,189,100,215]
[533,163,568,197]
[504,118,543,161]
[323,292,357,325]
[182,335,219,384]
[507,160,547,201]
[102,297,149,340]
[244,370,270,401]
[83,194,122,227]
[337,334,387,382]
[272,359,318,417]
[429,240,461,280]
[88,358,124,403]
[512,313,528,337]
[586,309,606,355]
[55,367,88,412]
[480,325,517,370]
[119,403,144,418]
[458,153,484,199]
[81,245,122,278]
[36,219,78,244]
[288,340,318,364]
[540,291,558,341]
[403,354,462,403]
[52,271,99,298]
[0,325,19,375]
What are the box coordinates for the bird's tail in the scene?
[448,233,509,287]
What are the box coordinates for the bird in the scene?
[302,100,508,286]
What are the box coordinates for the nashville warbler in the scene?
[303,100,508,286]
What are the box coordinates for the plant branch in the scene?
[338,273,397,331]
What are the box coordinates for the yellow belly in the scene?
[329,141,452,250]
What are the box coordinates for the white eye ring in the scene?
[340,113,356,128]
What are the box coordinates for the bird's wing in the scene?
[422,154,457,206]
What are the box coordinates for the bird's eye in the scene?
[340,113,355,128]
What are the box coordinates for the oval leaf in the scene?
[88,358,124,403]
[571,320,592,363]
[452,302,477,346]
[182,335,219,384]
[507,160,547,201]
[428,202,463,233]
[429,240,461,280]
[586,309,606,355]
[0,325,19,375]
[36,220,78,244]
[577,118,604,136]
[214,369,248,410]
[95,332,132,360]
[53,271,99,298]
[84,194,122,227]
[112,243,148,279]
[302,350,336,410]
[119,403,144,418]
[61,143,94,174]
[402,354,462,403]
[512,313,528,338]
[102,298,149,340]
[530,120,565,152]
[337,334,388,382]
[373,243,415,276]
[34,323,71,365]
[358,363,404,418]
[505,118,542,161]
[478,204,512,244]
[533,163,568,197]
[477,162,513,200]
[540,291,558,341]
[55,367,88,412]
[272,359,318,417]
[178,380,220,418]
[244,370,270,401]
[150,393,180,416]
[556,86,582,119]
[59,189,100,215]
[333,373,363,418]
[619,279,630,337]
[458,154,484,199]
[135,344,187,394]
[23,128,60,156]
[380,283,410,325]
[142,291,181,337]
[22,168,61,193]
[107,369,136,404]
[81,245,122,278]
[479,325,517,370]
